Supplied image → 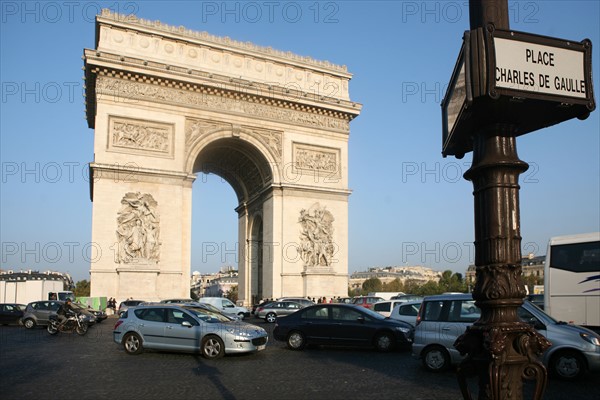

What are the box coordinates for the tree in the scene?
[383,278,403,293]
[438,270,467,293]
[225,285,238,303]
[362,277,383,294]
[74,280,90,297]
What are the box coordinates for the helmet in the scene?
[66,298,72,303]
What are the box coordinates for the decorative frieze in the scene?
[97,76,350,132]
[115,192,161,265]
[293,143,340,178]
[108,116,174,158]
[298,203,335,268]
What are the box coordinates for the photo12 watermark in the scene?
[1,2,139,24]
[401,240,541,265]
[199,1,340,24]
[400,1,540,24]
[1,81,82,104]
[1,162,140,184]
[400,161,540,184]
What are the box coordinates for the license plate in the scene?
[257,345,266,351]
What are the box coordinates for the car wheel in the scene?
[550,350,585,381]
[23,318,35,329]
[201,335,225,359]
[286,331,306,350]
[265,312,277,323]
[237,312,245,320]
[374,332,394,352]
[422,345,450,372]
[123,332,143,355]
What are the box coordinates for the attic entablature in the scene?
[94,9,353,102]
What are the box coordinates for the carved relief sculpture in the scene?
[109,116,174,158]
[116,192,161,264]
[293,143,340,178]
[298,203,335,268]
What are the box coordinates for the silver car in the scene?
[113,304,268,359]
[388,301,422,327]
[255,301,304,323]
[412,293,600,380]
[22,300,63,329]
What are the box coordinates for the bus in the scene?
[544,232,600,332]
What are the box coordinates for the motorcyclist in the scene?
[56,298,76,328]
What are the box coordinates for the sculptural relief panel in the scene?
[115,192,161,265]
[108,116,174,158]
[292,142,340,179]
[298,203,335,269]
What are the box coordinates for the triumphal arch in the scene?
[85,10,361,305]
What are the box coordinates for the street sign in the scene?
[442,27,595,158]
[441,32,472,158]
[489,29,593,104]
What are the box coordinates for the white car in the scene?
[372,300,410,317]
[388,301,422,327]
[197,297,250,319]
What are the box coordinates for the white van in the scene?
[197,297,250,319]
[412,293,600,381]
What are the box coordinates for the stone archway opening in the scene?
[192,137,273,204]
[191,137,273,303]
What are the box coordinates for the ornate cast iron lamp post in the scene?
[440,1,595,399]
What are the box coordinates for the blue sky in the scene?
[1,1,599,283]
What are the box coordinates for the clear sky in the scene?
[1,1,599,283]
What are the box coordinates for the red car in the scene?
[351,296,384,310]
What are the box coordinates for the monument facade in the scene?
[85,10,361,304]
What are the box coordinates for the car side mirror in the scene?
[181,321,192,327]
[356,317,365,324]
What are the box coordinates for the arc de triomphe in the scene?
[85,10,361,305]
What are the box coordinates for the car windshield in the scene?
[185,307,233,323]
[355,306,386,320]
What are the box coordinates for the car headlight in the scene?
[227,328,251,337]
[395,326,411,334]
[580,332,600,346]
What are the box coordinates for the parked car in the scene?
[72,302,107,323]
[159,300,239,320]
[277,297,316,307]
[113,303,268,358]
[527,294,544,310]
[118,300,145,317]
[255,301,304,323]
[351,296,384,310]
[373,299,412,317]
[0,303,25,325]
[390,294,424,303]
[160,298,193,304]
[22,301,95,328]
[335,297,353,304]
[22,301,62,329]
[273,303,413,352]
[389,301,422,327]
[412,293,600,381]
[197,297,250,319]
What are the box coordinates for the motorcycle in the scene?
[47,312,89,336]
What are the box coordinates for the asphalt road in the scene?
[0,317,597,400]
